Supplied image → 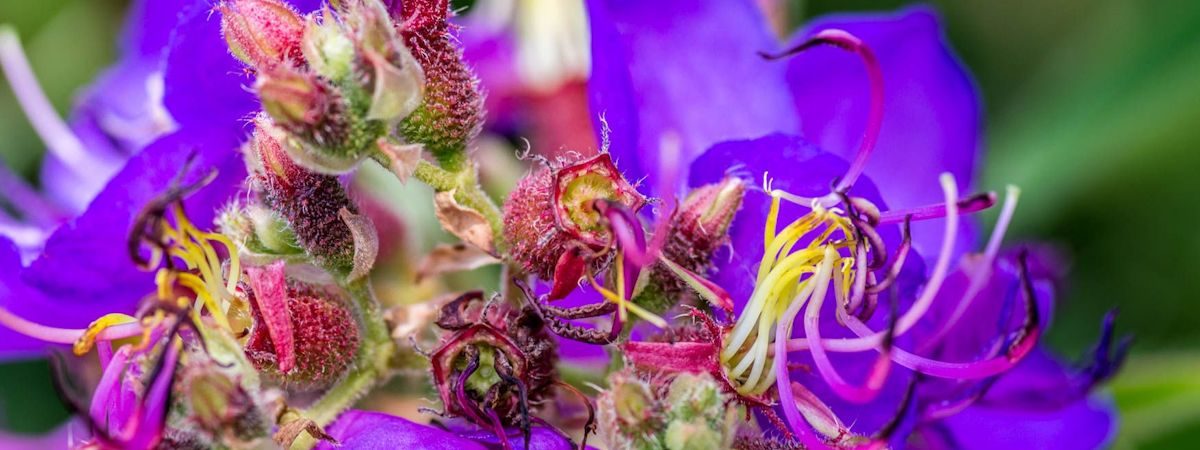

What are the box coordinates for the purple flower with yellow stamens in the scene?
[582,1,1127,447]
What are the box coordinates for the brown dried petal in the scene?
[433,190,496,255]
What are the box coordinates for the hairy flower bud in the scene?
[395,0,482,170]
[668,177,745,270]
[183,368,271,445]
[503,153,645,282]
[244,279,361,391]
[247,119,378,279]
[598,372,740,450]
[219,0,306,70]
[257,68,351,147]
[302,14,355,80]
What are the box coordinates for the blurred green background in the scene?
[1,0,1197,447]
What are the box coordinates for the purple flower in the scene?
[586,0,1124,447]
[0,0,328,358]
[317,410,582,450]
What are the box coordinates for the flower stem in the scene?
[292,279,394,450]
[413,160,506,251]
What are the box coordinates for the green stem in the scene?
[292,279,394,450]
[412,160,507,251]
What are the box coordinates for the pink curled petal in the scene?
[876,192,996,225]
[621,341,718,374]
[89,345,133,429]
[246,260,296,373]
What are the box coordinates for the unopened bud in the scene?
[395,0,480,171]
[301,14,355,80]
[257,68,352,147]
[219,0,306,70]
[667,177,746,272]
[247,119,377,278]
[178,357,271,445]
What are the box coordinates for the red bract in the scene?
[244,274,361,391]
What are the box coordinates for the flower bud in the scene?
[666,177,746,272]
[219,0,306,70]
[302,14,355,80]
[343,0,426,124]
[185,370,271,444]
[247,119,378,279]
[598,372,739,450]
[395,0,481,170]
[244,279,361,391]
[503,153,645,282]
[257,68,351,148]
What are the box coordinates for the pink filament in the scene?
[803,259,892,403]
[787,174,960,353]
[0,306,144,344]
[919,188,1020,351]
[802,30,885,194]
[877,192,997,225]
[774,287,831,449]
[89,345,133,430]
[0,29,90,174]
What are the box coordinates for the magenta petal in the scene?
[318,410,486,450]
[585,0,799,193]
[246,260,296,373]
[786,7,981,258]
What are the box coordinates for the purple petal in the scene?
[786,7,981,258]
[319,410,487,450]
[119,0,196,57]
[586,0,798,194]
[932,391,1116,450]
[162,0,323,133]
[0,128,246,359]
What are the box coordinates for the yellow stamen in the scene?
[721,186,864,394]
[73,313,136,355]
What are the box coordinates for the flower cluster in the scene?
[0,0,1128,449]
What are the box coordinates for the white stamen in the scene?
[0,27,90,175]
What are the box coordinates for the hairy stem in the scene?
[413,160,506,251]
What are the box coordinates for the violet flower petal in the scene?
[163,0,322,133]
[319,410,581,450]
[0,128,246,359]
[586,0,799,195]
[785,7,982,258]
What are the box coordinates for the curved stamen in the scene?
[877,192,997,225]
[865,216,912,296]
[804,247,893,403]
[762,29,884,195]
[786,173,960,353]
[0,307,143,345]
[790,252,1042,380]
[920,185,1020,351]
[0,28,102,175]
